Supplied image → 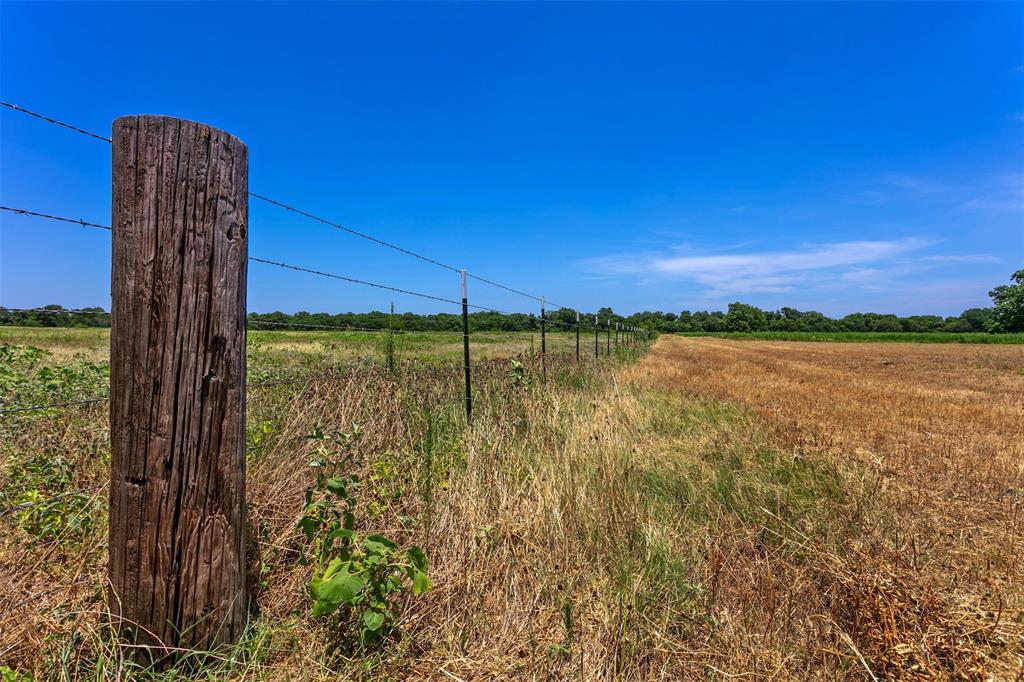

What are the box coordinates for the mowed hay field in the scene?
[627,336,1024,679]
[1,329,1022,680]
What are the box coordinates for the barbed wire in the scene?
[1,206,463,307]
[0,377,311,416]
[249,192,461,273]
[0,206,112,230]
[248,257,461,306]
[0,398,109,415]
[0,101,111,142]
[0,484,107,518]
[248,319,401,333]
[0,101,580,312]
[248,377,312,389]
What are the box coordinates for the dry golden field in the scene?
[2,332,1022,680]
[627,335,1024,679]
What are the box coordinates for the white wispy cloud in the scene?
[962,176,1024,211]
[881,174,944,193]
[584,238,947,295]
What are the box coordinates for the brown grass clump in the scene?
[626,335,1024,679]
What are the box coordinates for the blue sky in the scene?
[1,2,1021,318]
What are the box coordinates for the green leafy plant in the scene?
[549,598,574,659]
[0,451,98,544]
[508,358,531,387]
[298,424,431,646]
[0,344,47,395]
[14,489,97,542]
[1,665,32,682]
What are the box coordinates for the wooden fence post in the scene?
[109,115,248,662]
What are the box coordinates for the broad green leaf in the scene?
[297,516,317,541]
[321,557,344,580]
[326,478,349,498]
[363,534,397,554]
[412,569,432,594]
[407,546,428,572]
[312,566,365,617]
[327,528,355,543]
[362,610,385,631]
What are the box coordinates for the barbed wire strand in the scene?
[0,207,461,307]
[249,193,460,273]
[0,206,112,230]
[248,320,401,333]
[248,257,461,306]
[0,101,111,143]
[0,379,309,416]
[0,484,107,518]
[0,398,109,415]
[0,103,578,310]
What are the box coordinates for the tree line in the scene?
[0,302,1009,334]
[4,270,1021,334]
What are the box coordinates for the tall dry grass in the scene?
[3,334,1021,679]
[627,336,1024,679]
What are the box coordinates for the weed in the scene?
[298,424,431,649]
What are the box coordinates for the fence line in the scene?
[1,200,647,409]
[0,105,650,657]
[1,206,611,332]
[0,397,109,415]
[0,205,112,230]
[1,101,570,311]
[0,484,107,518]
[0,367,396,416]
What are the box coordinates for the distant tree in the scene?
[942,316,971,333]
[900,315,945,333]
[724,302,768,332]
[988,270,1024,333]
[952,308,993,333]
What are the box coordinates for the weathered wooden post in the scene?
[110,115,248,662]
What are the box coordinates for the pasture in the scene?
[1,331,1021,679]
